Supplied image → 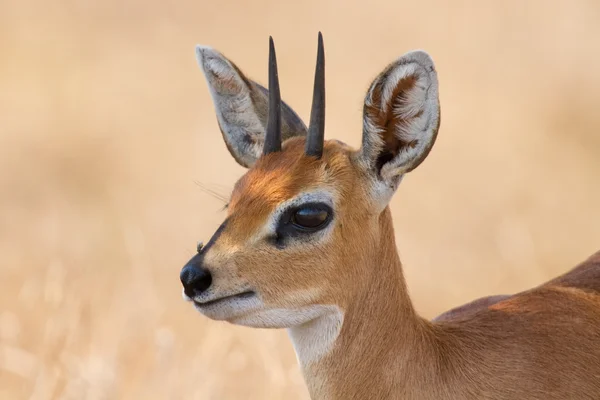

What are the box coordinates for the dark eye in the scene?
[271,202,334,247]
[291,207,330,230]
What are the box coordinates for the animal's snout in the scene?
[180,254,212,298]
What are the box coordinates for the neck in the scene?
[288,208,443,399]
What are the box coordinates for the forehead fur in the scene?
[225,138,356,239]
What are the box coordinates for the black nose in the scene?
[180,256,212,298]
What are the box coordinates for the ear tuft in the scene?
[196,46,244,94]
[359,50,440,185]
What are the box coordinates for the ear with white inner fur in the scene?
[357,50,440,189]
[195,46,308,168]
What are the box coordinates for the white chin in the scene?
[229,306,328,329]
[193,294,263,321]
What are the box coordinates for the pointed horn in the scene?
[263,36,282,155]
[305,32,326,158]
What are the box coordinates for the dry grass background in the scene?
[1,0,600,399]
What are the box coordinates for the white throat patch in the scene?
[287,305,344,367]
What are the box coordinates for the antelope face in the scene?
[181,138,367,328]
[180,34,440,328]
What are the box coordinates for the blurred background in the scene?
[1,0,600,399]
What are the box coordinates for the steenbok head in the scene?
[180,33,440,329]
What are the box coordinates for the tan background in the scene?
[1,0,600,399]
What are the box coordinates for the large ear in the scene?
[357,50,440,188]
[195,46,308,168]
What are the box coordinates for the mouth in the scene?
[193,291,256,308]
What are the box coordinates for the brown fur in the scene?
[203,141,600,399]
[189,44,600,399]
[204,139,369,312]
[300,187,600,399]
[433,295,511,322]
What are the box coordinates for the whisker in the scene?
[194,181,231,209]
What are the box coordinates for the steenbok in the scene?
[180,33,600,399]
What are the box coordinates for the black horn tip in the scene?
[263,35,282,156]
[305,31,326,159]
